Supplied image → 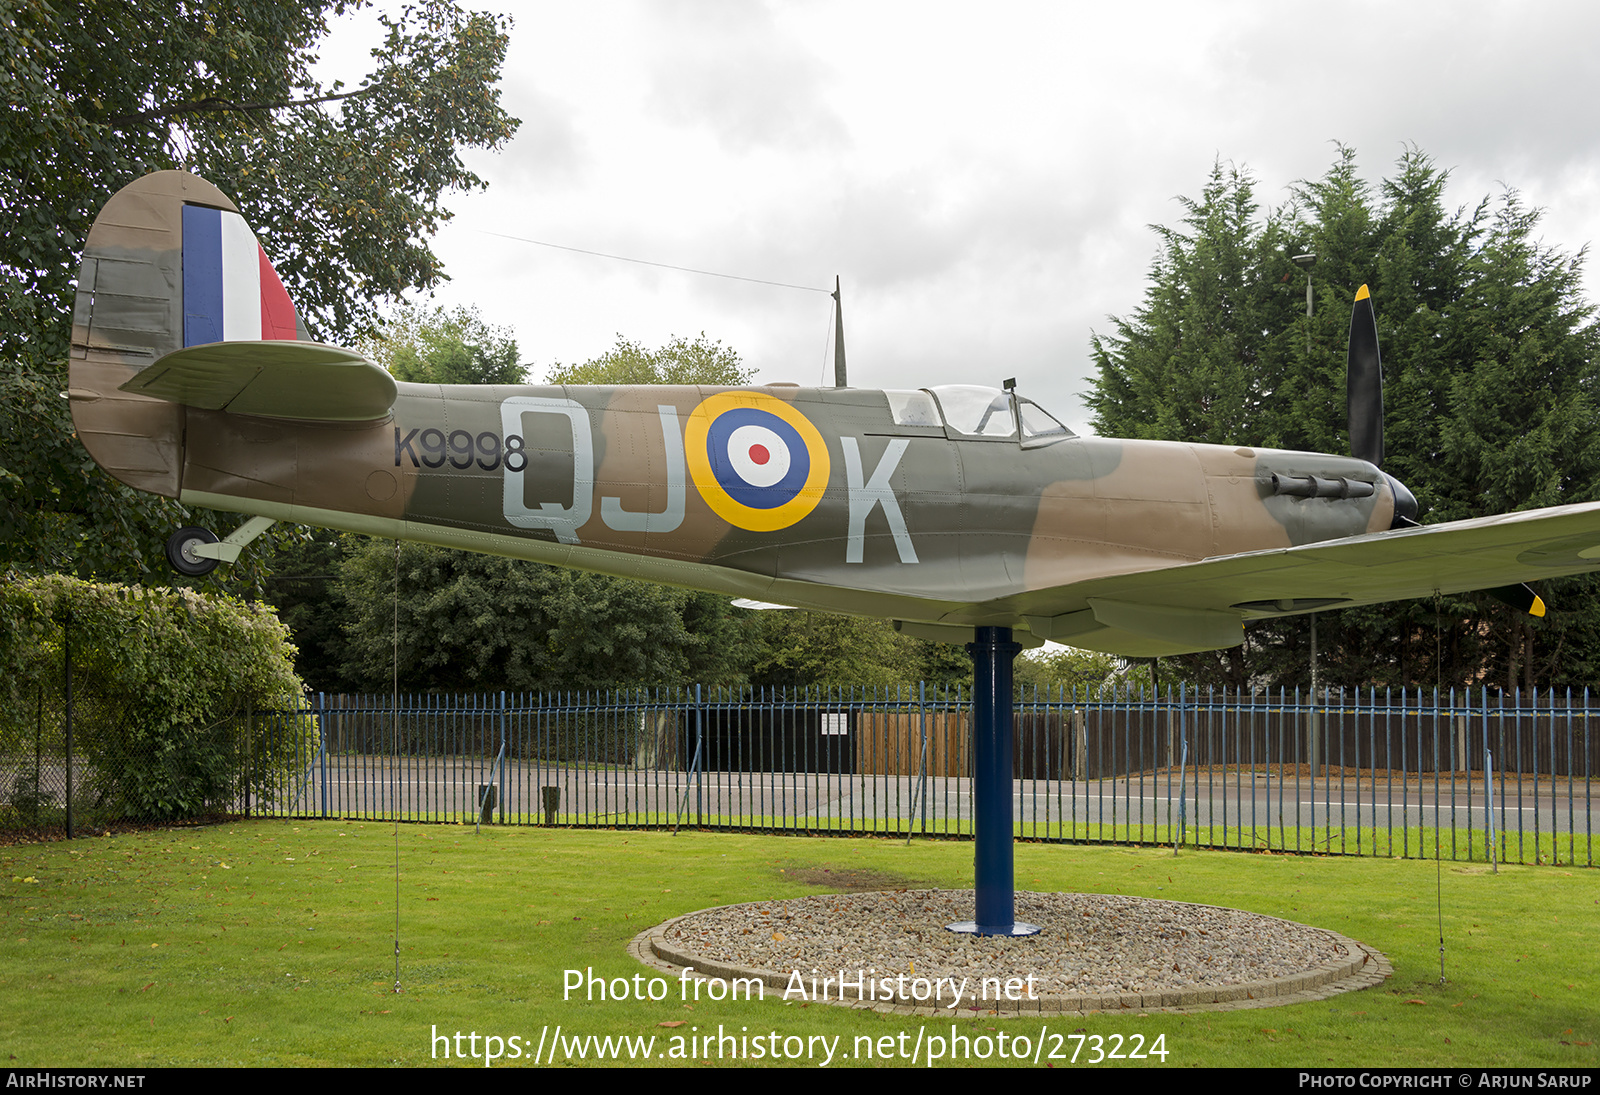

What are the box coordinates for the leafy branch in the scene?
[106,85,380,127]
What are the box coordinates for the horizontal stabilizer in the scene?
[119,340,396,421]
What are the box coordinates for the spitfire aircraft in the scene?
[70,169,1600,938]
[69,171,1600,656]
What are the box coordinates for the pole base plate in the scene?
[945,920,1042,937]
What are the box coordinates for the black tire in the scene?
[166,526,220,577]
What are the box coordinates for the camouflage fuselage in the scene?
[83,373,1396,632]
[67,171,1402,656]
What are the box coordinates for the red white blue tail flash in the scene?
[182,204,299,345]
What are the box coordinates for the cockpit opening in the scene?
[884,385,1073,447]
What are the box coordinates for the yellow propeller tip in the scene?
[1355,284,1371,302]
[1530,596,1546,618]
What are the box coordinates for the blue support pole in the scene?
[949,626,1040,936]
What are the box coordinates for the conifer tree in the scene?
[1088,161,1302,448]
[1090,147,1600,690]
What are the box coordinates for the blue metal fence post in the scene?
[918,679,929,836]
[497,690,507,823]
[318,692,330,819]
[1485,745,1497,872]
[1177,681,1189,847]
[695,683,704,827]
[948,626,1038,936]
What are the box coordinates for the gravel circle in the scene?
[639,890,1386,1014]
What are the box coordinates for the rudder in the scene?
[68,171,307,497]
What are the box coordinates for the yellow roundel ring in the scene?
[685,391,831,532]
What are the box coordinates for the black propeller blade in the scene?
[1488,584,1547,618]
[1347,284,1384,468]
[1346,284,1418,527]
[1346,283,1541,617]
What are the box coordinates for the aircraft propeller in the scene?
[1346,284,1544,617]
[1347,284,1418,529]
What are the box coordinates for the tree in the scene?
[746,613,914,690]
[1013,646,1150,697]
[544,334,753,386]
[1090,147,1600,691]
[737,612,976,692]
[284,324,986,694]
[336,542,751,692]
[1439,192,1600,689]
[1086,160,1302,690]
[1,0,518,581]
[363,303,525,385]
[1087,161,1303,448]
[259,526,353,693]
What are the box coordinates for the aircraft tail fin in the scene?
[69,171,313,495]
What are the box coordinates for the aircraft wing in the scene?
[118,341,397,422]
[1022,502,1600,655]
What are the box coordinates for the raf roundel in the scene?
[685,392,831,531]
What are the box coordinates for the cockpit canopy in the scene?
[885,385,1073,447]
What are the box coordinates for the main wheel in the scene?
[166,526,220,577]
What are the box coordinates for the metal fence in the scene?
[199,684,1596,867]
[0,688,310,836]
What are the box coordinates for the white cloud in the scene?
[315,0,1600,435]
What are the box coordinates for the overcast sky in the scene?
[316,0,1600,433]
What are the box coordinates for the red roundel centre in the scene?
[748,444,770,466]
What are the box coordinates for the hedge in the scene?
[0,574,313,823]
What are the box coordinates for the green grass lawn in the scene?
[0,819,1595,1067]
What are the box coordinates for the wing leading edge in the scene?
[1022,502,1600,656]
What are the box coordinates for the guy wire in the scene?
[819,304,835,385]
[393,538,402,994]
[1434,590,1446,985]
[475,229,831,294]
